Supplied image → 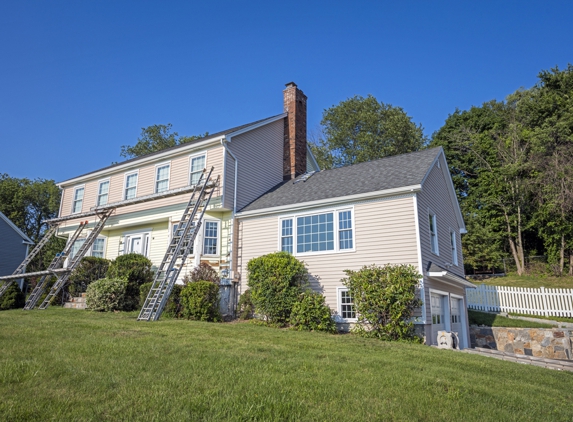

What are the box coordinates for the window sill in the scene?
[293,248,356,257]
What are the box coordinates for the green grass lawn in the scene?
[468,310,554,328]
[1,309,572,421]
[474,274,573,289]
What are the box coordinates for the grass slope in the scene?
[1,309,572,421]
[475,275,573,289]
[468,310,554,328]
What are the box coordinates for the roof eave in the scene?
[0,212,34,244]
[427,270,476,289]
[236,184,422,218]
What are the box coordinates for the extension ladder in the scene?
[0,224,59,299]
[23,221,89,310]
[37,209,114,310]
[138,167,219,321]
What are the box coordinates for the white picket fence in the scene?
[466,284,573,317]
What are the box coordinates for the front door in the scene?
[431,293,445,345]
[129,236,142,254]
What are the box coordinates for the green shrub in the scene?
[85,278,128,312]
[139,282,153,308]
[180,281,221,322]
[290,292,337,333]
[237,289,254,320]
[342,264,423,342]
[247,251,308,326]
[163,284,183,318]
[68,257,111,295]
[107,254,154,311]
[183,262,220,284]
[0,283,25,310]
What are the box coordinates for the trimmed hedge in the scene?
[247,251,308,326]
[237,289,254,320]
[0,283,25,310]
[290,292,337,333]
[85,278,128,312]
[107,254,154,311]
[180,281,221,322]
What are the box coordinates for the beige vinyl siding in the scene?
[237,195,419,313]
[58,146,224,219]
[417,154,465,277]
[227,119,284,211]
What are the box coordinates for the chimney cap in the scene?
[285,82,298,88]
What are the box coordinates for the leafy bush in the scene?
[183,262,220,285]
[237,289,254,320]
[180,281,221,322]
[290,292,336,333]
[163,284,183,318]
[139,282,153,308]
[107,254,154,311]
[342,264,423,341]
[0,283,25,310]
[246,251,308,326]
[68,257,111,295]
[85,278,128,312]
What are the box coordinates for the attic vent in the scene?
[293,171,316,184]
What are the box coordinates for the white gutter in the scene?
[236,184,422,218]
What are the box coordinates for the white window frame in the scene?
[189,152,207,186]
[428,211,439,255]
[450,228,458,266]
[69,235,107,260]
[155,162,171,193]
[123,170,139,200]
[170,220,194,256]
[71,185,85,214]
[337,287,357,322]
[121,228,152,257]
[96,178,110,207]
[277,206,356,257]
[202,219,219,256]
[280,219,294,254]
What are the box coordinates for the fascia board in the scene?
[236,184,421,218]
[57,136,226,187]
[0,212,34,244]
[225,113,287,141]
[428,271,476,289]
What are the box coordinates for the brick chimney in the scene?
[283,82,307,180]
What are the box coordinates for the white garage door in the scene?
[451,297,462,335]
[431,293,445,345]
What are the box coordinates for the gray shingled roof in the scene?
[59,114,284,184]
[239,147,442,212]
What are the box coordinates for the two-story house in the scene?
[55,83,318,283]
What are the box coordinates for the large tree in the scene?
[0,175,65,272]
[432,65,573,275]
[120,124,208,159]
[310,95,426,169]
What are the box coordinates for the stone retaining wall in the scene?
[470,326,572,360]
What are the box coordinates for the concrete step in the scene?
[63,296,87,309]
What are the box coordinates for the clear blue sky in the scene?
[1,1,571,182]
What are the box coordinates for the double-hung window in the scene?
[92,238,105,258]
[124,172,138,200]
[280,208,354,255]
[72,186,84,214]
[155,164,170,193]
[172,221,194,255]
[450,229,458,265]
[97,180,109,206]
[203,221,218,255]
[429,213,438,255]
[190,155,206,186]
[338,288,356,320]
[281,220,293,253]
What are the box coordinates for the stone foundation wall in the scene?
[470,327,572,360]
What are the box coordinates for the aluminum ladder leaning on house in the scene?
[23,220,89,309]
[0,224,60,299]
[37,209,115,309]
[138,166,219,322]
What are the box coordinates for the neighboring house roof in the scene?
[58,114,286,186]
[0,211,34,244]
[239,147,443,213]
[427,262,475,288]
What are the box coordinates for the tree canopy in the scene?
[310,95,427,169]
[120,124,208,159]
[431,64,573,275]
